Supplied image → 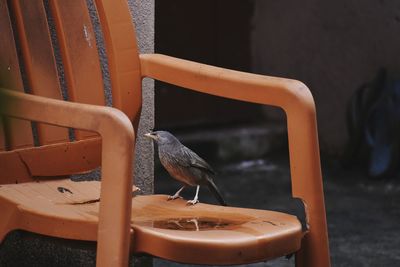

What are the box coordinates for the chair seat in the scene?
[0,179,303,265]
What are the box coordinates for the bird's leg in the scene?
[188,218,199,231]
[168,186,185,200]
[168,219,184,229]
[187,185,200,205]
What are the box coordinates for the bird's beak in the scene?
[144,132,157,140]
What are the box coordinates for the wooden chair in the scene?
[0,0,331,266]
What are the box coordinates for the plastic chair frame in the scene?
[0,52,330,267]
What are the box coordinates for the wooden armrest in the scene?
[139,53,314,112]
[139,54,329,265]
[0,87,134,265]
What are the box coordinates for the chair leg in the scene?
[96,227,130,267]
[294,234,331,267]
[295,246,306,267]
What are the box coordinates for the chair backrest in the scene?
[0,0,141,183]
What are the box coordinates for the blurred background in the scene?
[153,1,400,266]
[155,0,400,155]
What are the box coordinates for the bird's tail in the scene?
[206,178,227,206]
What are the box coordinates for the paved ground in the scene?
[153,127,400,267]
[1,125,399,266]
[154,154,400,267]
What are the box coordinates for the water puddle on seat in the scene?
[141,217,247,231]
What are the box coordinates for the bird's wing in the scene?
[180,146,216,175]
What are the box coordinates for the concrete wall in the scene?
[89,0,154,193]
[155,0,400,155]
[128,0,155,195]
[252,0,400,154]
[70,0,154,192]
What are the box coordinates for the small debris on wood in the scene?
[57,187,73,194]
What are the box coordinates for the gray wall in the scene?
[252,0,400,154]
[77,0,154,192]
[129,0,155,195]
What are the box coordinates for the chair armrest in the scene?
[139,54,330,266]
[139,54,319,199]
[139,53,314,112]
[0,87,134,265]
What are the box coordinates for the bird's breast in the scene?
[159,156,198,186]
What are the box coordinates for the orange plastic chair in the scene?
[0,0,330,266]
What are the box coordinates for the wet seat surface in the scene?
[0,180,303,265]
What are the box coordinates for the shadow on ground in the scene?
[154,128,400,267]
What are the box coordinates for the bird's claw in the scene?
[186,199,199,205]
[167,195,182,201]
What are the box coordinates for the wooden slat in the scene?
[10,0,69,145]
[50,0,105,140]
[94,0,142,128]
[0,0,34,150]
[0,179,139,242]
[0,138,101,183]
[18,137,101,176]
[0,149,32,184]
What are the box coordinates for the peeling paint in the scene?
[83,25,92,48]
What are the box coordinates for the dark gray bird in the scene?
[144,131,227,206]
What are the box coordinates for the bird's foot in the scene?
[186,198,199,205]
[167,194,182,201]
[168,220,184,229]
[188,219,199,231]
